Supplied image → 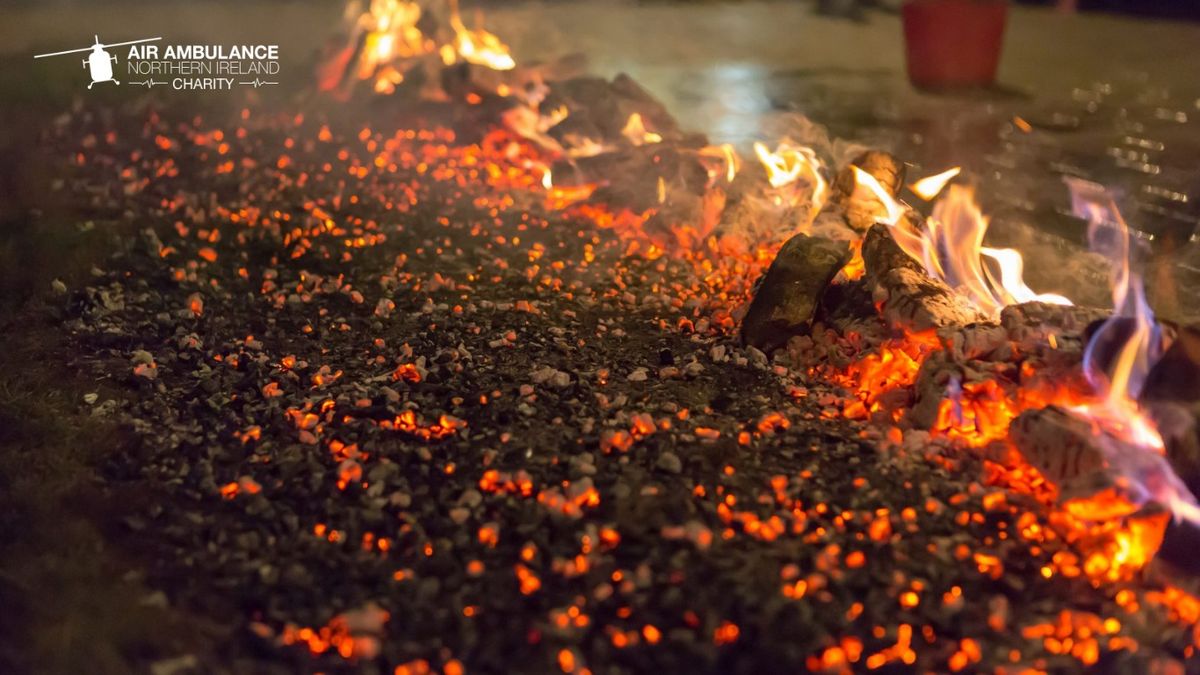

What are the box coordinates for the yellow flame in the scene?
[853,169,1071,319]
[754,141,826,212]
[850,166,905,225]
[910,166,961,201]
[359,0,428,76]
[621,113,662,146]
[448,0,515,71]
[979,247,1073,307]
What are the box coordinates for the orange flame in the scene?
[324,0,516,96]
[446,0,515,71]
[855,167,1072,319]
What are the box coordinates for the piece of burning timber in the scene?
[740,235,851,352]
[860,223,988,332]
[1008,405,1109,491]
[741,152,907,351]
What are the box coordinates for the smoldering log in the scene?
[541,74,686,148]
[740,235,852,352]
[574,144,713,215]
[999,302,1111,354]
[861,223,987,332]
[1141,400,1200,498]
[1158,518,1200,576]
[1009,405,1109,491]
[760,152,909,333]
[907,350,956,430]
[814,278,878,331]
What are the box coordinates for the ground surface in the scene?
[2,2,1200,674]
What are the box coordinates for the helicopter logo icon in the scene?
[34,35,161,89]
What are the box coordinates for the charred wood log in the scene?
[1009,405,1109,493]
[999,302,1110,355]
[740,235,851,352]
[861,224,987,332]
[828,151,905,212]
[814,278,877,330]
[1159,520,1200,575]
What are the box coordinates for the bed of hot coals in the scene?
[47,1,1200,673]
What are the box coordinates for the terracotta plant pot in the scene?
[902,0,1008,89]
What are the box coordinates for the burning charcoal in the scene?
[1140,323,1200,405]
[861,224,986,331]
[740,235,851,352]
[1009,406,1107,489]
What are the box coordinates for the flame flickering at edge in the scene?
[853,166,1072,319]
[1065,177,1200,526]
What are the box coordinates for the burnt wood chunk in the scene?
[1140,325,1200,504]
[861,224,985,331]
[1009,405,1108,488]
[741,235,851,352]
[999,302,1111,352]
